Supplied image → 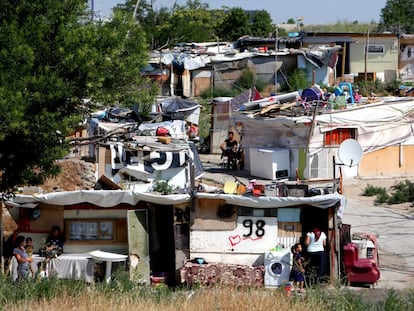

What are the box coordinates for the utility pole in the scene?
[364,28,369,82]
[274,28,278,96]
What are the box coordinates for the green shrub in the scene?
[362,180,414,206]
[254,77,267,93]
[376,288,405,311]
[234,67,256,90]
[199,86,240,99]
[362,184,387,196]
[387,180,414,205]
[375,191,390,205]
[282,68,309,92]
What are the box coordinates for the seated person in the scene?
[220,131,238,159]
[45,226,65,259]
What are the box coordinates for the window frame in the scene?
[365,44,385,55]
[65,219,116,242]
[324,128,357,147]
[237,206,277,217]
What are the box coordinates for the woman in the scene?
[13,235,32,281]
[304,228,327,282]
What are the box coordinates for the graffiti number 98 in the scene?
[242,219,266,237]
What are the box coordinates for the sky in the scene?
[91,0,387,25]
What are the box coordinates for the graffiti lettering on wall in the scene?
[227,217,276,248]
[242,219,265,237]
[144,150,188,173]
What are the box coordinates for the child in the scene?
[290,243,306,293]
[36,261,47,279]
[25,237,34,277]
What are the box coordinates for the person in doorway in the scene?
[220,131,238,169]
[290,243,306,293]
[13,235,32,281]
[304,227,327,283]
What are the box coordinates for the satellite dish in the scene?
[338,139,363,167]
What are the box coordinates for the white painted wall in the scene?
[190,216,284,265]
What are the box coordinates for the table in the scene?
[88,250,128,283]
[12,253,94,282]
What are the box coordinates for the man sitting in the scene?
[220,131,238,169]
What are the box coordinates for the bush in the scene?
[282,68,309,92]
[234,67,256,90]
[362,180,414,206]
[362,184,387,197]
[387,180,414,205]
[199,86,240,99]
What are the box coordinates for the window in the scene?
[66,220,115,241]
[366,45,384,55]
[238,207,277,217]
[324,128,357,147]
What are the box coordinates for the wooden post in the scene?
[341,43,347,82]
[0,200,3,274]
[364,29,370,82]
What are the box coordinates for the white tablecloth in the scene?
[12,253,94,282]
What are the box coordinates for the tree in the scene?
[157,2,221,45]
[0,0,156,191]
[377,0,414,33]
[251,10,273,37]
[115,0,222,49]
[114,0,173,50]
[218,7,252,41]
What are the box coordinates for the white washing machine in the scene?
[264,250,292,288]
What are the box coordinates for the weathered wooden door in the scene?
[127,210,150,284]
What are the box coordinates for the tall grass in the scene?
[1,272,414,311]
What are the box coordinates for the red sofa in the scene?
[342,243,380,286]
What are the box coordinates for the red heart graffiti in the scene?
[229,235,241,247]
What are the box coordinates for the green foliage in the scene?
[157,6,219,45]
[1,276,414,311]
[357,80,386,97]
[200,86,240,99]
[387,180,414,205]
[376,191,390,205]
[218,7,251,41]
[234,68,256,90]
[251,10,273,37]
[303,22,378,33]
[377,289,406,311]
[0,274,87,306]
[152,179,177,195]
[254,77,267,93]
[362,180,414,206]
[320,288,374,311]
[377,0,414,34]
[195,99,212,139]
[282,69,309,92]
[0,0,156,191]
[362,184,387,197]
